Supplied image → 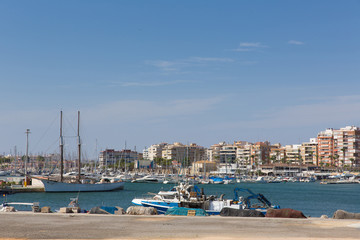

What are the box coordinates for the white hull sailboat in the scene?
[36,178,124,192]
[36,111,124,192]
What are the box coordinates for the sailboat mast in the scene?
[25,129,31,187]
[60,111,64,182]
[77,111,81,182]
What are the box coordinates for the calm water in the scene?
[2,182,360,217]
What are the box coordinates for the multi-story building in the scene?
[317,128,335,166]
[191,160,217,175]
[99,149,141,168]
[161,142,206,167]
[316,126,360,167]
[250,142,271,166]
[208,141,271,167]
[219,144,237,164]
[300,138,318,165]
[269,143,285,164]
[284,144,301,165]
[334,126,360,167]
[208,142,226,162]
[143,143,168,161]
[236,142,252,166]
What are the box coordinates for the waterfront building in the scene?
[211,163,238,175]
[284,144,301,165]
[317,128,335,167]
[300,138,318,165]
[208,142,226,162]
[161,142,206,167]
[235,141,252,167]
[191,160,217,175]
[269,143,285,164]
[333,126,360,167]
[99,149,141,168]
[250,142,271,166]
[259,164,318,177]
[316,126,360,167]
[143,143,168,161]
[219,144,237,164]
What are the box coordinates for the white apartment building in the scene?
[236,142,252,166]
[300,138,318,165]
[284,144,301,164]
[99,149,141,167]
[143,143,168,161]
[219,145,237,164]
[208,142,226,162]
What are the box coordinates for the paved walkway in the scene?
[0,212,359,239]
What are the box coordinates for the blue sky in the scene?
[1,1,359,159]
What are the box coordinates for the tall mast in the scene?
[60,111,64,182]
[25,129,31,187]
[125,141,127,174]
[14,146,17,173]
[77,111,81,182]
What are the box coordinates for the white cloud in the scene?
[109,80,188,87]
[231,48,253,52]
[189,57,235,63]
[146,56,235,72]
[145,60,181,72]
[288,40,304,45]
[239,42,265,47]
[231,42,267,52]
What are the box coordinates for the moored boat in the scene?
[131,183,279,215]
[33,177,124,192]
[38,111,125,192]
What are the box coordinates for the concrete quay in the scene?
[0,186,44,194]
[0,212,360,239]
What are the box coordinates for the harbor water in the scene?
[2,182,360,217]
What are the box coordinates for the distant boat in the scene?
[35,111,124,192]
[131,175,164,183]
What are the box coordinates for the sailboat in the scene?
[34,111,124,192]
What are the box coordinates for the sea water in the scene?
[2,182,360,217]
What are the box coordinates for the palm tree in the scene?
[341,147,346,168]
[329,155,334,166]
[275,150,280,163]
[270,155,277,164]
[350,158,355,171]
[334,154,340,172]
[341,159,345,171]
[244,156,249,166]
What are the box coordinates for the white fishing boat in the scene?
[132,183,279,215]
[35,111,124,192]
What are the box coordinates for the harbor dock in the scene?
[0,185,44,194]
[0,212,359,239]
